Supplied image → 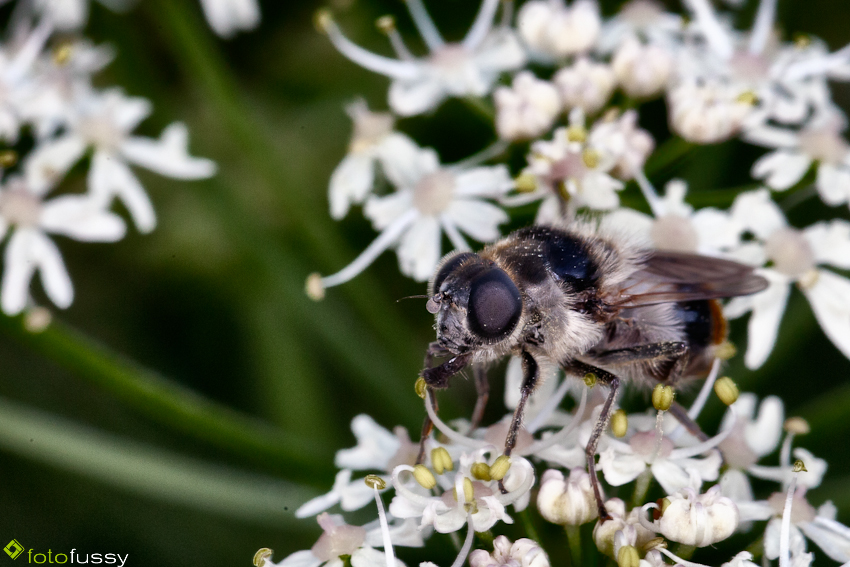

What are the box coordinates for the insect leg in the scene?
[416,349,471,464]
[469,364,490,434]
[504,350,539,457]
[587,341,687,366]
[562,359,620,522]
[667,402,709,442]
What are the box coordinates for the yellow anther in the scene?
[254,549,273,567]
[415,377,428,399]
[431,447,453,474]
[557,180,571,202]
[314,9,334,34]
[464,500,479,515]
[53,43,73,65]
[659,497,672,515]
[642,538,667,553]
[798,269,819,291]
[471,462,492,481]
[305,273,325,301]
[784,417,811,435]
[489,455,511,481]
[736,91,759,106]
[364,474,387,490]
[462,477,475,502]
[602,107,621,122]
[617,545,640,567]
[582,148,600,169]
[24,306,52,333]
[583,372,597,388]
[412,464,437,489]
[0,150,18,168]
[611,409,628,438]
[793,460,807,473]
[652,384,675,411]
[375,15,396,33]
[566,125,587,143]
[714,376,739,406]
[715,341,736,360]
[514,172,538,193]
[793,34,812,49]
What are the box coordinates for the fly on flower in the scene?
[418,221,769,520]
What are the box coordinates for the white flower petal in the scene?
[364,192,414,231]
[815,164,850,206]
[453,165,512,198]
[397,216,441,281]
[121,123,217,179]
[329,154,375,220]
[752,150,811,191]
[765,518,806,560]
[388,77,446,117]
[24,134,87,195]
[444,199,507,243]
[599,447,645,486]
[2,229,74,313]
[277,550,324,567]
[730,189,787,239]
[803,270,850,359]
[799,517,850,562]
[89,152,157,233]
[805,220,850,269]
[40,196,126,242]
[741,276,791,369]
[334,414,400,471]
[199,0,260,39]
[352,547,405,567]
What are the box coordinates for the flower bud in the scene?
[537,468,598,526]
[612,38,672,99]
[490,455,512,481]
[652,384,674,411]
[611,409,628,437]
[412,465,437,489]
[495,72,561,141]
[714,377,739,405]
[617,546,640,567]
[594,499,656,558]
[431,447,454,474]
[470,535,550,567]
[656,487,739,547]
[553,58,616,114]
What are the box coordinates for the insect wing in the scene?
[614,251,769,307]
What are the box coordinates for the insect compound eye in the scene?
[430,251,478,295]
[467,268,522,340]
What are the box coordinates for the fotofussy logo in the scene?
[4,541,24,560]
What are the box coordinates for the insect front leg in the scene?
[416,349,472,464]
[469,364,490,434]
[504,350,540,457]
[561,359,620,523]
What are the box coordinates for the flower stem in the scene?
[0,314,330,482]
[565,524,582,567]
[518,508,542,544]
[631,469,654,509]
[463,96,497,123]
[674,544,696,561]
[644,136,694,177]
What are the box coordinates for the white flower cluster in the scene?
[266,362,848,567]
[0,17,215,315]
[310,0,850,370]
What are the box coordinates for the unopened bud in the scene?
[784,417,810,435]
[375,15,395,33]
[364,474,386,490]
[656,486,738,547]
[254,548,273,567]
[652,384,674,411]
[490,455,511,481]
[617,545,640,567]
[314,9,333,33]
[413,464,437,489]
[611,409,628,437]
[537,468,598,526]
[515,172,538,193]
[584,372,597,388]
[471,462,492,481]
[431,447,453,474]
[415,377,427,399]
[305,273,325,301]
[793,460,807,473]
[714,376,739,405]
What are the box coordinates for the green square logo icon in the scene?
[3,540,23,560]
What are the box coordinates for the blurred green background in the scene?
[0,0,849,565]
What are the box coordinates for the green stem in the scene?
[0,314,330,482]
[631,469,654,509]
[463,96,497,123]
[644,137,694,177]
[674,544,696,561]
[565,524,582,567]
[518,508,542,544]
[0,395,319,525]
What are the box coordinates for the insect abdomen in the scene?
[677,299,727,376]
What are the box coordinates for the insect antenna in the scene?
[397,294,430,302]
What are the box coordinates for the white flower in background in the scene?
[642,486,739,547]
[270,513,405,567]
[602,179,737,254]
[512,108,624,223]
[587,110,654,181]
[0,19,52,142]
[593,498,655,558]
[667,79,755,144]
[0,166,125,315]
[738,492,850,563]
[723,190,850,368]
[328,99,419,220]
[598,427,723,495]
[747,114,850,208]
[334,414,418,474]
[389,450,535,534]
[31,0,132,31]
[596,0,682,53]
[494,71,560,141]
[612,38,673,99]
[517,0,601,62]
[552,58,616,115]
[312,142,512,292]
[296,468,388,518]
[28,88,216,233]
[317,0,525,117]
[199,0,260,38]
[536,468,597,526]
[469,536,550,567]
